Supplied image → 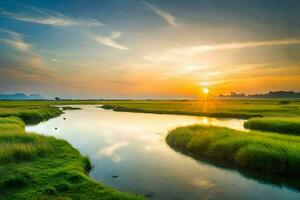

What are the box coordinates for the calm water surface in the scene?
[26,105,300,200]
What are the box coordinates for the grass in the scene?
[100,105,262,119]
[1,98,300,118]
[0,107,62,124]
[99,98,300,119]
[0,113,144,199]
[244,117,300,135]
[62,106,82,110]
[166,125,300,177]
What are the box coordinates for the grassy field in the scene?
[245,117,300,135]
[1,98,300,118]
[0,106,143,199]
[100,99,300,118]
[166,125,300,177]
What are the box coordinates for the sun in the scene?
[203,88,210,94]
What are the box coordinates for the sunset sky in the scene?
[0,0,299,98]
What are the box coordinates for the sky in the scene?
[0,0,299,99]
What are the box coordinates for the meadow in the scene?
[100,98,300,118]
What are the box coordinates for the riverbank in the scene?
[166,125,300,177]
[100,105,261,119]
[0,107,143,199]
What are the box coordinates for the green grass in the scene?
[1,98,300,119]
[0,117,143,200]
[245,117,300,135]
[100,105,262,119]
[166,125,300,177]
[0,106,62,124]
[99,98,300,119]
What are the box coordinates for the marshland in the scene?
[0,99,300,199]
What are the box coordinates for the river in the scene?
[26,105,300,200]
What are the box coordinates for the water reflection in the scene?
[97,142,129,163]
[26,105,300,200]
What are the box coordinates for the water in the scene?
[26,105,300,200]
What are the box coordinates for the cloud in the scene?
[51,58,59,62]
[1,38,31,52]
[0,52,57,82]
[174,38,300,55]
[0,29,31,52]
[110,31,122,39]
[0,29,58,83]
[143,38,300,65]
[143,2,179,26]
[51,58,99,69]
[0,6,104,27]
[198,80,232,87]
[93,32,129,50]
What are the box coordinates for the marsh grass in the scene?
[166,125,300,177]
[0,107,62,124]
[101,105,262,119]
[0,117,50,162]
[0,116,143,200]
[62,106,81,110]
[244,117,300,135]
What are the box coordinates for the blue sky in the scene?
[0,0,300,98]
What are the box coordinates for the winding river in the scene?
[26,105,300,200]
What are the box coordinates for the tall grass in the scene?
[0,107,62,124]
[0,117,50,162]
[166,125,300,176]
[244,117,300,135]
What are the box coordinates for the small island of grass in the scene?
[166,125,300,177]
[62,106,82,110]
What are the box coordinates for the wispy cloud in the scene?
[0,6,104,27]
[174,38,300,55]
[51,58,98,70]
[143,2,179,26]
[0,29,58,83]
[143,38,300,64]
[0,29,31,52]
[93,32,129,50]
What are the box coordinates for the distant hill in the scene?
[0,93,45,100]
[219,91,300,98]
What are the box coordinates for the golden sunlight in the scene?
[203,88,210,94]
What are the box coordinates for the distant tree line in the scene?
[218,91,300,98]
